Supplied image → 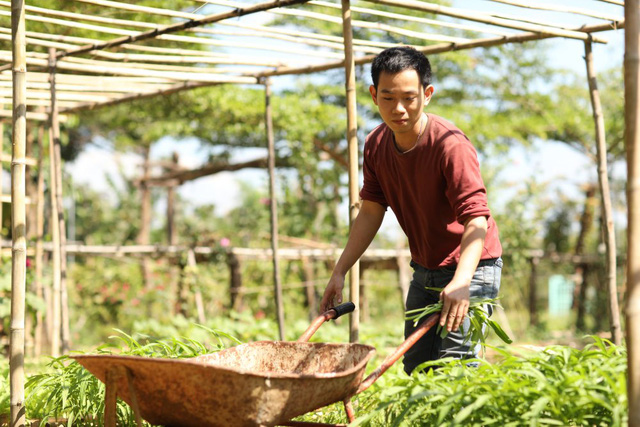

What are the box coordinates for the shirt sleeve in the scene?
[440,136,491,224]
[359,139,389,209]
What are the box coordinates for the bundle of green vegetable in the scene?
[405,294,512,345]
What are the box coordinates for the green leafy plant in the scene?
[353,336,627,426]
[405,295,512,345]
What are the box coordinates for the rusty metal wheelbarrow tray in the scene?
[74,339,375,427]
[72,303,439,427]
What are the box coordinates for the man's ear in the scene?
[424,85,435,105]
[369,85,378,106]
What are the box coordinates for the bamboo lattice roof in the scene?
[0,0,625,118]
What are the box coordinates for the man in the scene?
[320,47,503,374]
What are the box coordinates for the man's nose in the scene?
[392,101,405,114]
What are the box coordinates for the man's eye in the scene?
[382,97,393,101]
[406,97,416,101]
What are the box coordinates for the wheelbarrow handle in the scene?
[329,302,356,319]
[297,302,356,342]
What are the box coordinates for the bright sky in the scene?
[63,0,626,240]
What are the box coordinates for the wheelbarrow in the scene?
[72,303,440,427]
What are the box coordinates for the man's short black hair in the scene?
[371,47,432,89]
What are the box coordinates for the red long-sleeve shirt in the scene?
[360,114,502,269]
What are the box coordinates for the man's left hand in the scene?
[439,281,470,332]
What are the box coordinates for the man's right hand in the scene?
[320,275,345,313]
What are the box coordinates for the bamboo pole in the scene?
[0,109,67,122]
[252,4,469,44]
[0,1,381,55]
[59,80,233,114]
[166,153,177,247]
[1,55,262,83]
[489,0,622,22]
[0,27,298,66]
[584,38,622,345]
[264,78,285,341]
[0,9,344,61]
[341,0,360,343]
[34,122,45,356]
[138,146,153,292]
[52,0,312,61]
[49,49,71,353]
[365,0,610,43]
[625,1,640,425]
[309,0,513,36]
[9,0,27,424]
[47,49,61,358]
[257,20,623,78]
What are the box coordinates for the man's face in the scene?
[369,69,434,136]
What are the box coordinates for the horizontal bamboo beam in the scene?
[0,110,67,122]
[59,80,232,113]
[0,69,175,85]
[3,0,380,55]
[52,55,267,74]
[271,6,470,43]
[0,98,80,108]
[0,9,340,61]
[0,80,173,93]
[0,89,115,102]
[0,26,292,63]
[74,0,200,19]
[0,195,32,204]
[55,0,312,60]
[0,55,259,83]
[0,32,291,68]
[256,19,623,78]
[364,0,610,43]
[309,0,513,36]
[204,0,469,43]
[488,0,623,22]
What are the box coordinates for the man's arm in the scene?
[439,215,488,332]
[319,200,386,312]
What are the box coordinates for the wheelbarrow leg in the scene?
[343,398,355,423]
[104,366,143,427]
[104,367,118,427]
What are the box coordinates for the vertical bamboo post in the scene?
[138,146,153,293]
[528,256,539,326]
[47,48,65,356]
[341,0,360,343]
[625,1,640,425]
[264,78,285,340]
[167,152,178,246]
[49,48,70,353]
[584,39,622,345]
[187,249,206,324]
[301,256,318,320]
[34,122,45,356]
[9,0,27,424]
[47,81,61,359]
[228,252,244,311]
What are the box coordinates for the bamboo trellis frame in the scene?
[4,0,634,425]
[0,0,624,110]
